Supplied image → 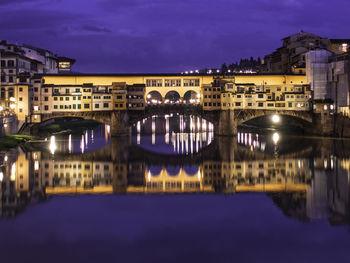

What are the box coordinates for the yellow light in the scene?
[10,104,15,109]
[0,106,3,111]
[49,136,56,154]
[272,132,280,144]
[272,114,280,123]
[0,172,3,182]
[34,161,39,170]
[11,163,16,181]
[9,97,16,102]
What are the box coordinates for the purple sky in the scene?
[1,0,349,73]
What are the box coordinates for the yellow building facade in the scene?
[13,73,311,123]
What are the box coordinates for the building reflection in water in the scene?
[1,118,350,226]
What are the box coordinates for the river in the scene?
[0,114,350,262]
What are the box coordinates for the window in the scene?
[45,97,49,101]
[258,102,263,107]
[84,104,90,109]
[66,88,69,94]
[54,97,58,101]
[54,105,58,109]
[8,60,14,67]
[65,97,69,101]
[60,97,63,101]
[146,79,162,87]
[95,104,99,108]
[60,105,63,109]
[73,104,76,109]
[44,105,49,111]
[116,95,122,99]
[165,79,181,87]
[235,102,241,106]
[103,103,109,108]
[78,104,81,109]
[258,94,264,98]
[19,97,23,101]
[19,87,23,92]
[183,79,200,87]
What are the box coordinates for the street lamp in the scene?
[271,114,280,123]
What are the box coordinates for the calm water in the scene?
[1,115,350,263]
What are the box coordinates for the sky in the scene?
[0,0,349,73]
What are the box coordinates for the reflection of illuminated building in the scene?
[203,159,311,193]
[1,144,350,224]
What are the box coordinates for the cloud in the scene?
[0,0,349,72]
[81,25,112,33]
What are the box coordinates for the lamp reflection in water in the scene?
[49,136,56,154]
[0,172,3,182]
[272,132,280,144]
[68,134,72,153]
[272,132,280,156]
[80,135,85,153]
[10,163,15,181]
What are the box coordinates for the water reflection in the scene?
[0,127,350,225]
[132,114,214,154]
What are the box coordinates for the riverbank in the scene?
[0,134,34,150]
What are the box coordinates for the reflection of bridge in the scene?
[2,136,350,224]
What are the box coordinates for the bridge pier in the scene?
[215,110,237,136]
[110,111,131,137]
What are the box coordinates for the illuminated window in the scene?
[146,79,162,87]
[342,43,348,52]
[165,79,181,87]
[183,79,200,87]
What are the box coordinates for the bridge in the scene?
[34,104,318,137]
[22,73,350,137]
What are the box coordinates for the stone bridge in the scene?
[217,109,314,136]
[33,106,326,136]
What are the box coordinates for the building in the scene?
[0,40,74,126]
[306,50,350,114]
[202,74,311,111]
[261,31,350,74]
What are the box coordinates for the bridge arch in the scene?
[183,90,200,104]
[165,165,181,176]
[148,165,163,176]
[183,164,199,176]
[164,91,181,104]
[146,91,162,105]
[235,110,313,128]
